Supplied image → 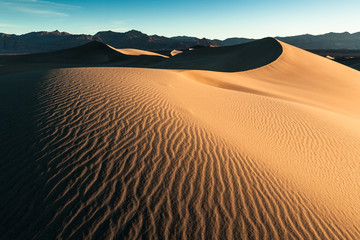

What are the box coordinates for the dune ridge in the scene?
[109,47,168,58]
[0,41,168,75]
[151,37,283,72]
[0,38,282,75]
[1,39,360,239]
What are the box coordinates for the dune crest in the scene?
[152,37,283,72]
[107,45,169,58]
[170,50,183,56]
[1,39,360,239]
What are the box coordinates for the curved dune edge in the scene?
[1,39,360,239]
[0,38,283,75]
[170,50,183,56]
[173,40,360,223]
[106,44,169,58]
[151,37,283,72]
[181,39,360,118]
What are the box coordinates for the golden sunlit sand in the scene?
[108,45,169,58]
[1,38,360,239]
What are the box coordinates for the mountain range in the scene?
[1,29,360,54]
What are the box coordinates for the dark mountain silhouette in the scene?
[0,30,93,53]
[276,32,360,50]
[0,30,360,54]
[0,30,219,54]
[213,37,255,46]
[215,32,360,49]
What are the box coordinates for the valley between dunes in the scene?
[1,38,360,239]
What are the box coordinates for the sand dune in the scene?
[112,47,169,58]
[152,37,283,72]
[0,41,167,75]
[170,50,183,56]
[1,39,360,239]
[0,38,282,74]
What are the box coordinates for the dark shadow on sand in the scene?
[0,38,283,76]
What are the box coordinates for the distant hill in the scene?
[276,32,360,49]
[0,30,218,54]
[0,30,93,53]
[0,30,360,53]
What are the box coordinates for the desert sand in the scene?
[170,50,183,56]
[105,43,169,58]
[1,38,360,239]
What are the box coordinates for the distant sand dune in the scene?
[152,37,283,72]
[111,47,169,58]
[1,39,360,239]
[0,41,167,74]
[170,50,183,56]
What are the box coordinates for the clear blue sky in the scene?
[1,0,359,39]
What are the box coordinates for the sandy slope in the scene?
[0,41,168,75]
[1,39,360,239]
[152,38,283,72]
[111,47,169,58]
[170,50,183,56]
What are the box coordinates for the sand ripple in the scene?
[1,67,360,239]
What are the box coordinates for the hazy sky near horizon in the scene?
[1,0,360,39]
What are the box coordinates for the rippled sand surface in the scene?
[1,39,360,239]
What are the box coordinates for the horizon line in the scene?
[1,29,359,41]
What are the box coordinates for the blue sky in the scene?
[1,0,359,39]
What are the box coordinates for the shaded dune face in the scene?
[0,38,282,74]
[0,41,168,74]
[151,37,283,72]
[2,41,128,64]
[1,39,360,239]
